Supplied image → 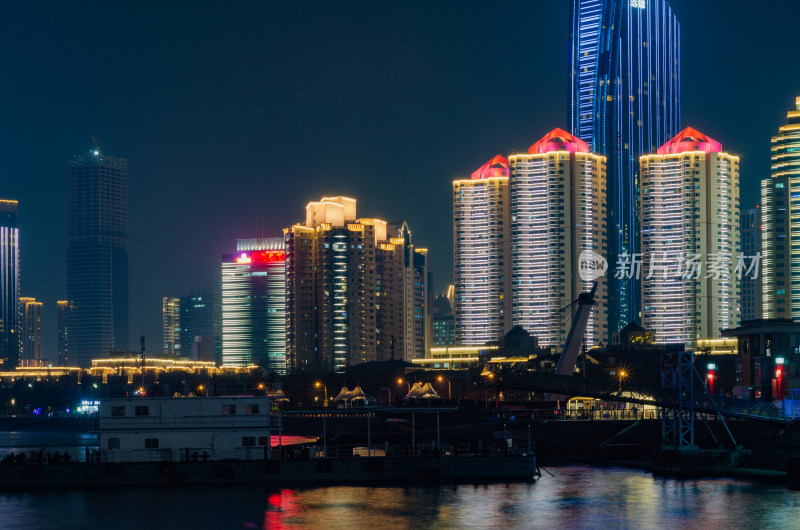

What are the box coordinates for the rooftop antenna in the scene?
[91,135,100,156]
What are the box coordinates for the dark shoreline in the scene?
[1,416,798,487]
[0,417,92,433]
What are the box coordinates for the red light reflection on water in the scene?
[263,489,302,529]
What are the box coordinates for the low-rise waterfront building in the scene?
[410,345,500,370]
[98,396,279,462]
[722,319,800,401]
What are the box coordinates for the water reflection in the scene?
[259,467,800,529]
[1,466,800,529]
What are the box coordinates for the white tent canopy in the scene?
[405,382,440,400]
[333,386,368,402]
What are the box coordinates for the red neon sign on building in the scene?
[235,251,285,264]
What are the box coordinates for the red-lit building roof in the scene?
[656,126,722,155]
[528,127,590,154]
[471,154,509,180]
[226,250,286,264]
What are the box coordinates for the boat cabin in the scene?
[98,396,278,462]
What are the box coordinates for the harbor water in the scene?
[1,464,799,528]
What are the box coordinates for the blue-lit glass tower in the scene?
[0,200,20,368]
[569,0,680,333]
[67,152,129,366]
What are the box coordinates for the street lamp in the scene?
[397,378,411,395]
[437,375,451,400]
[484,373,497,408]
[315,381,328,407]
[617,369,627,392]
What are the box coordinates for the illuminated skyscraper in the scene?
[432,294,455,347]
[19,297,43,364]
[412,248,432,357]
[509,128,607,347]
[179,289,221,365]
[162,297,181,356]
[56,300,73,366]
[161,291,221,361]
[762,177,790,319]
[762,97,800,320]
[569,0,680,331]
[67,152,129,366]
[0,200,19,368]
[285,197,424,372]
[222,238,286,373]
[740,208,762,321]
[453,156,511,345]
[640,128,740,348]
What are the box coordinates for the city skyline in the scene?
[2,0,799,356]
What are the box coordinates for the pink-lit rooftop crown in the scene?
[528,127,590,154]
[471,154,509,180]
[656,126,722,155]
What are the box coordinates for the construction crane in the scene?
[545,282,597,402]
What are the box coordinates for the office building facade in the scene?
[453,156,511,346]
[762,97,800,320]
[56,300,73,366]
[509,128,608,347]
[413,248,432,357]
[640,127,740,348]
[222,238,286,373]
[0,200,19,368]
[67,152,129,366]
[162,297,181,356]
[740,208,763,321]
[569,0,680,331]
[163,291,221,361]
[180,289,221,365]
[432,294,455,347]
[19,297,43,364]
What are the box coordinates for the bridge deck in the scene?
[500,373,790,423]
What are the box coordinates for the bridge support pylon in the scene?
[661,350,695,449]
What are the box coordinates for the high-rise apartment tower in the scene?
[509,128,608,347]
[763,97,800,319]
[641,128,740,348]
[453,156,511,346]
[285,197,425,372]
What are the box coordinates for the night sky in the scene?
[2,0,799,357]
